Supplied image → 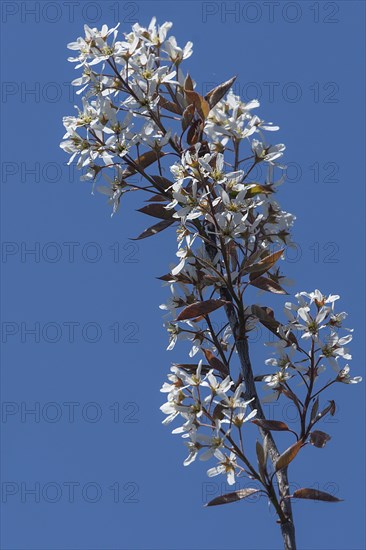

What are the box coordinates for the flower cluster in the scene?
[62,19,362,519]
[261,290,361,403]
[160,361,256,485]
[205,91,281,153]
[61,19,193,212]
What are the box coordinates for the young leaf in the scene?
[290,488,342,502]
[159,95,183,115]
[256,440,267,482]
[185,90,210,120]
[254,374,272,382]
[310,397,319,423]
[313,400,336,423]
[251,305,298,346]
[181,104,195,132]
[245,183,274,198]
[157,272,192,284]
[245,249,284,277]
[309,430,331,448]
[206,488,259,507]
[252,419,290,432]
[137,204,173,220]
[124,150,165,177]
[202,348,229,376]
[175,363,212,375]
[212,403,225,420]
[150,175,174,195]
[204,76,237,108]
[263,434,269,464]
[275,440,303,471]
[146,193,167,203]
[249,276,288,295]
[281,387,302,412]
[186,119,202,145]
[133,219,175,240]
[184,74,194,91]
[176,299,228,321]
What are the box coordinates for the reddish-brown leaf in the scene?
[133,219,175,240]
[186,119,202,145]
[181,104,195,132]
[202,348,229,376]
[157,273,192,284]
[290,488,342,502]
[245,249,284,277]
[309,430,331,448]
[275,440,303,471]
[185,90,210,119]
[212,403,225,420]
[159,96,183,115]
[204,76,237,108]
[252,419,290,432]
[137,203,173,220]
[256,440,267,482]
[254,374,272,382]
[249,276,288,295]
[310,397,319,423]
[174,363,212,375]
[312,400,336,424]
[281,387,302,412]
[206,488,259,507]
[251,305,298,347]
[146,193,167,203]
[124,150,165,177]
[184,74,194,91]
[150,175,174,193]
[176,299,228,321]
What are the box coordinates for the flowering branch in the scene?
[61,18,362,550]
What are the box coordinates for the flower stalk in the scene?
[61,18,362,550]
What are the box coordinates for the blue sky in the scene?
[1,1,365,549]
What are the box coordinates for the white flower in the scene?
[174,361,206,387]
[160,399,182,425]
[171,413,196,435]
[320,331,352,370]
[218,383,253,409]
[329,311,348,329]
[159,283,190,319]
[183,430,221,465]
[215,210,249,243]
[221,406,257,428]
[207,450,237,486]
[297,289,339,308]
[68,24,120,68]
[160,365,185,396]
[171,234,197,275]
[163,36,193,63]
[251,140,285,164]
[165,321,199,351]
[205,91,261,144]
[263,371,292,389]
[295,306,329,339]
[169,180,210,222]
[132,17,173,47]
[201,373,233,395]
[336,365,362,384]
[183,430,202,465]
